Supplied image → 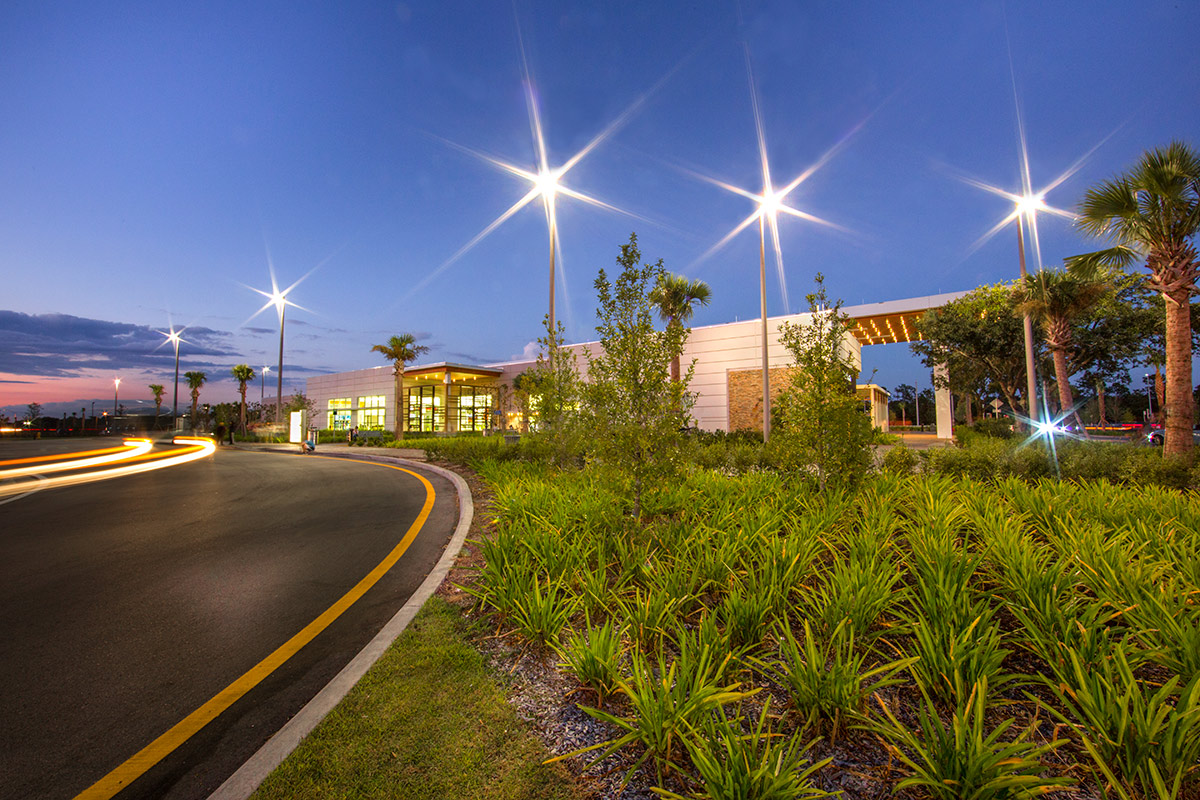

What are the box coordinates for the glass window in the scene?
[449,386,497,432]
[357,407,385,430]
[358,395,385,408]
[407,385,443,433]
[327,398,352,430]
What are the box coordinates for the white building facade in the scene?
[307,292,964,437]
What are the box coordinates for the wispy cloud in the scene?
[0,311,236,377]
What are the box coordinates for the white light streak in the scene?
[0,438,215,498]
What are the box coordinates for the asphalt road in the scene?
[0,441,458,800]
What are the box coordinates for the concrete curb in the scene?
[208,455,473,800]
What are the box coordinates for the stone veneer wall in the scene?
[727,367,795,432]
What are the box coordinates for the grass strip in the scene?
[252,596,582,800]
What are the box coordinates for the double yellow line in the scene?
[74,458,434,799]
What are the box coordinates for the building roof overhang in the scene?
[841,291,970,346]
[404,362,504,381]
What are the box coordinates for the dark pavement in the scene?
[0,442,458,800]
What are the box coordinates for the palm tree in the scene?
[1013,267,1109,432]
[649,273,711,383]
[231,364,255,436]
[149,384,164,428]
[371,334,430,439]
[184,371,207,433]
[1069,141,1200,457]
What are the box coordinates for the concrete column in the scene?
[934,363,954,440]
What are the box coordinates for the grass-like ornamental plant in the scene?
[655,702,835,800]
[1040,644,1200,800]
[557,617,625,708]
[557,644,754,788]
[716,580,777,652]
[905,608,1010,707]
[870,677,1072,800]
[805,551,904,643]
[617,588,682,653]
[759,619,915,740]
[464,457,1200,797]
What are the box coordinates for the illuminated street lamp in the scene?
[1015,193,1044,426]
[161,327,184,423]
[693,52,852,440]
[269,290,287,425]
[113,377,121,420]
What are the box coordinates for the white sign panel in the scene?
[289,410,307,443]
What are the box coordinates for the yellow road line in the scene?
[74,459,436,800]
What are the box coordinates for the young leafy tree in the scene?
[184,371,207,432]
[517,317,585,467]
[231,364,255,435]
[1071,274,1164,425]
[911,282,1031,417]
[149,384,165,426]
[25,402,42,423]
[582,233,691,520]
[774,274,873,493]
[1012,266,1110,431]
[1070,141,1200,457]
[371,333,429,440]
[649,272,711,383]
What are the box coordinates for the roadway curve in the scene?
[0,443,459,800]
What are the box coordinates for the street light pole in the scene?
[759,214,771,441]
[170,332,181,423]
[1016,213,1038,425]
[276,301,286,426]
[113,378,121,420]
[548,214,557,343]
[261,365,269,403]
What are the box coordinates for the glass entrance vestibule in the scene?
[402,364,503,434]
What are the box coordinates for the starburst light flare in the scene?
[689,53,858,312]
[243,260,316,425]
[155,325,189,422]
[408,20,689,328]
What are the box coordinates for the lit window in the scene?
[327,398,351,430]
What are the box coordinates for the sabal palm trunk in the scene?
[1164,294,1195,456]
[398,369,408,438]
[239,387,248,435]
[1050,346,1084,432]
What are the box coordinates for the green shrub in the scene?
[881,443,918,474]
[1057,440,1132,482]
[1119,447,1195,490]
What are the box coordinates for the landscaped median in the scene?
[251,435,1200,800]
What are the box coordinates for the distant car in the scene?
[1146,426,1200,445]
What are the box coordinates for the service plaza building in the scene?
[307,292,967,440]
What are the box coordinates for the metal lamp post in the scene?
[1015,201,1039,425]
[165,329,182,424]
[113,378,121,421]
[758,213,770,441]
[274,295,286,426]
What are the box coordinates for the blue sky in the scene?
[2,0,1197,416]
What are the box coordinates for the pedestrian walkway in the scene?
[231,441,427,461]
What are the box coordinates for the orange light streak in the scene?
[0,438,215,498]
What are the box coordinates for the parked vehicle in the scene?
[1145,426,1200,446]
